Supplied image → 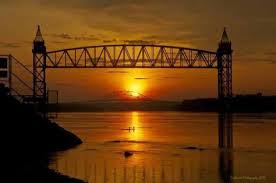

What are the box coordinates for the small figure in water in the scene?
[128,126,135,132]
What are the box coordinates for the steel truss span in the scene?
[42,45,218,69]
[32,27,232,102]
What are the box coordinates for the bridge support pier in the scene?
[217,28,233,100]
[32,25,48,114]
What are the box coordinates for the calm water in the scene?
[50,112,276,183]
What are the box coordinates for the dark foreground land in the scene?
[0,87,85,183]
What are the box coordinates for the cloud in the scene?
[2,0,276,67]
[0,42,21,48]
[106,71,129,74]
[53,82,76,87]
[102,39,160,45]
[142,32,203,43]
[75,35,99,41]
[123,40,158,45]
[102,39,118,43]
[52,33,72,40]
[39,0,276,44]
[159,76,184,80]
[134,77,150,80]
[264,51,276,56]
[51,41,66,44]
[245,51,276,64]
[256,58,276,64]
[47,33,100,41]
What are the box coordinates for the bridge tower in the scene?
[32,25,47,104]
[217,28,233,100]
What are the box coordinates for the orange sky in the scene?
[1,0,276,101]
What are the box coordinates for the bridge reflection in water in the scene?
[50,112,234,183]
[218,112,234,183]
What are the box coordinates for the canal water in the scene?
[49,112,276,183]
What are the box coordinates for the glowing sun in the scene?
[129,83,142,97]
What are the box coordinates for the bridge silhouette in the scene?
[0,26,233,149]
[32,26,232,105]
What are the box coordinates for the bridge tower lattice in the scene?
[217,28,233,100]
[32,25,47,104]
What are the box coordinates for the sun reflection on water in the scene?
[129,111,143,142]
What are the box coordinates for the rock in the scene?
[186,146,198,150]
[183,146,204,151]
[124,151,133,158]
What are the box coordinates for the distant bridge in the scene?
[32,26,232,103]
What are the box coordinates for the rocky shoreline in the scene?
[0,87,86,183]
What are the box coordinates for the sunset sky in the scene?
[1,0,276,101]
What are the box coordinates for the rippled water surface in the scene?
[50,112,276,183]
